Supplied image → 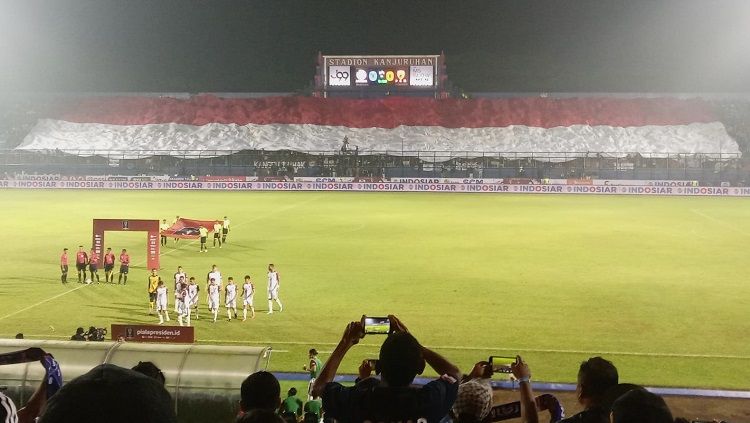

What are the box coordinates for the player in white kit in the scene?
[174,266,187,312]
[207,278,220,322]
[267,264,283,314]
[242,275,255,321]
[186,277,200,322]
[206,265,222,299]
[175,281,186,325]
[225,277,238,321]
[156,280,170,325]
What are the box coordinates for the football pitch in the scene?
[0,190,749,390]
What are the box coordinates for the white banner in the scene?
[547,179,700,186]
[20,120,738,163]
[2,179,748,197]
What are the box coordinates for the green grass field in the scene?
[0,190,749,389]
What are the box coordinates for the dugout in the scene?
[0,339,272,423]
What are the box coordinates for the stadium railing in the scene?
[0,149,745,185]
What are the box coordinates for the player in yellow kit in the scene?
[147,269,160,315]
[199,226,209,253]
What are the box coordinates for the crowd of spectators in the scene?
[0,315,729,423]
[1,97,749,183]
[1,148,747,186]
[0,99,45,150]
[712,100,750,154]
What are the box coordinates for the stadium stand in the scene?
[1,95,749,185]
[712,100,750,153]
[15,95,739,160]
[0,337,732,423]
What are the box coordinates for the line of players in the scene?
[59,246,131,285]
[147,263,284,326]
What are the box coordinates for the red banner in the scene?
[111,324,195,343]
[161,217,220,239]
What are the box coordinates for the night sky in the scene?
[1,0,749,93]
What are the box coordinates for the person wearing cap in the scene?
[453,357,538,423]
[452,377,493,423]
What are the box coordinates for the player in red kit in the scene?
[60,248,69,284]
[89,249,100,284]
[103,247,116,283]
[75,245,89,283]
[118,249,130,285]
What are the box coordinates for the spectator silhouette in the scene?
[132,361,166,385]
[70,327,86,341]
[240,371,281,416]
[236,409,286,423]
[558,357,618,423]
[279,387,303,420]
[611,388,673,423]
[38,363,176,423]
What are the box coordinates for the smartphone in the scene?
[362,316,391,335]
[366,359,379,368]
[489,356,516,374]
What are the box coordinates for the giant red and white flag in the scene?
[17,95,739,161]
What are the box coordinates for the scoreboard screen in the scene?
[323,55,439,90]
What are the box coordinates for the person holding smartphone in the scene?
[311,314,460,423]
[453,357,538,423]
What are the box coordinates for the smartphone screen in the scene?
[489,356,515,373]
[363,316,390,334]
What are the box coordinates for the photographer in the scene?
[311,315,460,423]
[453,357,538,423]
[70,327,86,341]
[85,326,107,342]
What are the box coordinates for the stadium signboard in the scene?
[111,324,194,343]
[322,55,441,91]
[1,175,702,186]
[2,176,748,196]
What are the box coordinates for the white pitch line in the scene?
[193,339,750,360]
[10,332,750,361]
[0,238,199,322]
[690,208,741,233]
[0,285,89,322]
